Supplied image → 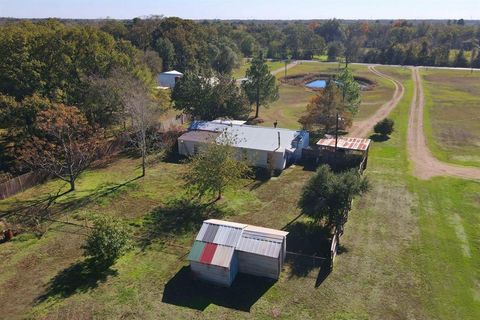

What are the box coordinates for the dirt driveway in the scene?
[407,67,480,180]
[348,66,405,138]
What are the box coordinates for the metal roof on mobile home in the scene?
[188,120,306,152]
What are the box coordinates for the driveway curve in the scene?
[408,67,480,180]
[348,66,405,138]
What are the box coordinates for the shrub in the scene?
[373,118,394,136]
[83,216,131,267]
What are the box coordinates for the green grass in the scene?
[1,67,479,319]
[255,62,395,129]
[421,68,480,167]
[232,60,285,79]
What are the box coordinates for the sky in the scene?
[1,0,480,20]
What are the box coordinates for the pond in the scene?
[305,79,327,89]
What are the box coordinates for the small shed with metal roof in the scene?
[187,219,288,287]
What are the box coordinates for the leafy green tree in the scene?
[298,165,369,229]
[454,49,468,67]
[373,118,395,136]
[83,216,131,267]
[155,37,176,71]
[240,34,256,57]
[0,20,146,109]
[337,67,361,116]
[172,70,250,120]
[242,52,279,118]
[0,94,51,145]
[342,24,365,67]
[327,42,343,62]
[185,137,251,200]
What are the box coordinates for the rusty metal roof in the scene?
[316,137,371,152]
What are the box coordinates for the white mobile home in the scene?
[177,121,309,171]
[157,70,183,88]
[187,219,288,287]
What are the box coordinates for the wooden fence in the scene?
[0,171,50,200]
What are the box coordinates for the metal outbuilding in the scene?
[157,70,183,88]
[187,219,288,287]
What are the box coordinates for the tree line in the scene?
[98,17,480,68]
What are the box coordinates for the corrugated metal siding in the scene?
[237,235,283,258]
[202,224,220,243]
[237,251,280,279]
[196,222,244,247]
[200,243,217,264]
[211,245,235,268]
[213,225,243,247]
[188,241,206,262]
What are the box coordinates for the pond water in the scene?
[305,79,327,89]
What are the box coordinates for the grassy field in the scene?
[256,62,396,129]
[421,68,480,167]
[1,66,479,319]
[232,60,285,79]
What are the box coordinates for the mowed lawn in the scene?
[421,68,480,167]
[232,60,285,79]
[256,62,395,129]
[0,67,479,319]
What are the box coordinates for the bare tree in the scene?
[120,76,160,177]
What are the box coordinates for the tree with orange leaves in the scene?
[17,104,104,191]
[299,81,352,133]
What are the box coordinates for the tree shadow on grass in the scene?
[2,176,141,229]
[162,266,275,312]
[285,222,332,281]
[369,133,390,142]
[36,259,117,303]
[140,196,232,249]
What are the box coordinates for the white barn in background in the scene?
[177,120,309,171]
[157,70,183,88]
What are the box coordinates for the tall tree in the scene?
[172,70,250,120]
[17,104,104,191]
[337,67,361,116]
[120,74,163,177]
[299,81,352,132]
[242,52,279,118]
